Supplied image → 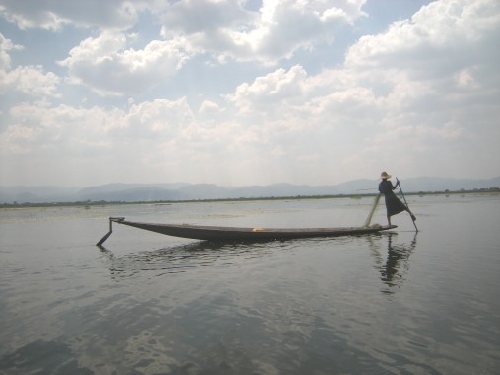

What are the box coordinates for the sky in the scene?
[0,0,499,188]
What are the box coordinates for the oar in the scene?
[396,178,418,232]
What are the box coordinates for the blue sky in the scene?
[0,0,499,187]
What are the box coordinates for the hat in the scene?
[380,171,392,179]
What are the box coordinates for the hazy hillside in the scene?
[1,177,499,204]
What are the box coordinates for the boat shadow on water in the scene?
[368,232,418,294]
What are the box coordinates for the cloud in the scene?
[0,123,42,154]
[337,0,500,125]
[160,0,255,35]
[0,65,60,96]
[0,33,60,96]
[0,32,22,69]
[2,97,198,147]
[346,0,500,74]
[226,65,308,114]
[2,1,368,97]
[0,96,246,184]
[1,0,499,186]
[0,0,143,30]
[159,0,366,64]
[199,100,222,114]
[0,97,219,166]
[58,31,191,95]
[246,0,365,60]
[2,0,367,64]
[126,98,195,136]
[217,0,500,181]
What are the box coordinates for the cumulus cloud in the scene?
[0,0,144,30]
[1,0,499,186]
[331,0,500,132]
[126,98,195,135]
[0,33,60,96]
[2,97,198,147]
[0,123,42,154]
[247,0,365,60]
[0,96,245,184]
[0,65,60,96]
[215,0,499,181]
[1,1,368,97]
[58,31,191,95]
[0,97,219,165]
[0,32,22,69]
[159,0,366,63]
[346,0,500,75]
[199,100,222,114]
[227,65,308,113]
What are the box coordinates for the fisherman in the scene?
[379,172,416,226]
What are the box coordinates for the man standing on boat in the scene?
[379,172,416,226]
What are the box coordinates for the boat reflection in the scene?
[369,233,417,294]
[98,240,274,279]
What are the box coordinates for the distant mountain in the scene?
[1,177,498,204]
[379,176,500,193]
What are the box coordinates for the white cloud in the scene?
[1,0,499,186]
[0,33,60,96]
[59,31,191,95]
[0,65,60,96]
[199,100,222,114]
[454,67,479,89]
[346,0,500,74]
[0,32,22,69]
[2,1,368,97]
[0,96,253,185]
[0,123,41,154]
[126,98,195,135]
[159,0,366,64]
[246,0,365,60]
[2,97,200,147]
[160,0,255,34]
[214,0,500,182]
[0,0,143,30]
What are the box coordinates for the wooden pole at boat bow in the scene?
[96,218,113,247]
[96,217,125,246]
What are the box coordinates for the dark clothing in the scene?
[379,180,407,217]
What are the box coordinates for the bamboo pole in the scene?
[397,179,418,232]
[364,193,381,227]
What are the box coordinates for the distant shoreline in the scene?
[1,188,498,209]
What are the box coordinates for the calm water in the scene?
[0,194,499,374]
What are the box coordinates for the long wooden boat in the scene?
[97,217,397,245]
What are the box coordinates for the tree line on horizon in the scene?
[1,186,499,208]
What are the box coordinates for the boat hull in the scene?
[112,218,397,242]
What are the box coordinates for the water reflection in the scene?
[98,240,275,279]
[0,339,94,375]
[369,233,417,294]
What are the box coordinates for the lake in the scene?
[0,194,499,374]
